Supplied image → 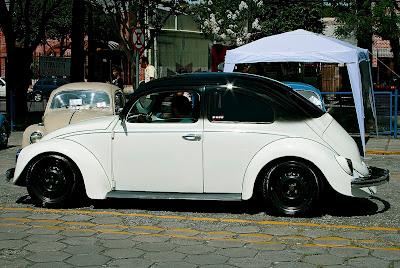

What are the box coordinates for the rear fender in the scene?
[14,139,112,199]
[242,137,352,200]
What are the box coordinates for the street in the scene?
[0,132,399,267]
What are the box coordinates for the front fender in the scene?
[242,137,352,200]
[22,124,47,148]
[14,139,112,199]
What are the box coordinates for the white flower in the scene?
[252,18,261,30]
[236,37,243,45]
[220,33,227,39]
[239,1,248,11]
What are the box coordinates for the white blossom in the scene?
[252,18,261,30]
[238,1,248,11]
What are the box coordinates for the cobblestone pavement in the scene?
[0,132,399,267]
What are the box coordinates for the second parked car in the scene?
[28,77,69,102]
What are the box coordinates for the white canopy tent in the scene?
[224,29,376,154]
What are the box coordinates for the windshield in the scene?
[51,90,111,109]
[295,90,324,110]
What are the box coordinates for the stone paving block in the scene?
[61,237,98,246]
[26,251,71,262]
[228,257,272,268]
[28,213,63,220]
[60,230,97,237]
[103,248,144,259]
[151,261,197,268]
[256,251,302,263]
[90,217,123,225]
[169,238,204,246]
[378,233,400,243]
[0,225,31,233]
[136,242,177,252]
[101,239,138,249]
[96,233,132,240]
[244,242,286,251]
[260,226,300,236]
[30,262,73,268]
[65,253,110,266]
[143,251,186,262]
[63,245,104,255]
[24,241,66,252]
[131,234,171,243]
[216,247,258,258]
[273,262,318,268]
[394,260,400,268]
[303,254,344,266]
[224,225,260,234]
[289,245,327,255]
[162,228,199,237]
[0,231,29,240]
[337,230,378,240]
[299,228,335,238]
[0,248,30,260]
[313,236,352,246]
[60,215,94,222]
[27,227,61,235]
[0,239,29,249]
[185,254,228,265]
[200,265,237,268]
[0,258,31,267]
[0,212,32,218]
[347,256,391,267]
[26,234,64,242]
[328,247,369,258]
[107,257,154,267]
[175,244,216,255]
[205,240,245,248]
[371,249,400,261]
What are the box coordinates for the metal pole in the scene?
[135,51,139,89]
[395,89,398,138]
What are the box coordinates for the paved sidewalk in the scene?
[366,137,400,155]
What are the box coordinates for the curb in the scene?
[366,150,400,155]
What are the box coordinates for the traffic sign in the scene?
[132,28,145,51]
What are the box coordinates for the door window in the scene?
[127,90,200,123]
[209,89,274,123]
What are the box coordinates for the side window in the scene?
[114,92,125,114]
[209,89,274,123]
[126,90,200,123]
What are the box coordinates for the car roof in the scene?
[50,82,121,97]
[135,72,292,94]
[282,82,321,94]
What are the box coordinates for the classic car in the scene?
[22,82,125,148]
[0,113,10,149]
[283,82,326,111]
[12,73,389,216]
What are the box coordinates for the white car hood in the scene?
[42,115,118,141]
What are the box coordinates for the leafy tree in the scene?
[190,0,324,47]
[94,0,188,87]
[0,0,69,126]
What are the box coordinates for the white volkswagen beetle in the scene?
[12,73,389,216]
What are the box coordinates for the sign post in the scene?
[132,27,145,89]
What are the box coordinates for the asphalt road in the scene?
[0,132,399,267]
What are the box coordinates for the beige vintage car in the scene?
[22,82,125,148]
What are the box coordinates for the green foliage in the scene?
[190,0,324,46]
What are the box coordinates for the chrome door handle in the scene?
[182,134,201,141]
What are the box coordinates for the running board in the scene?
[106,191,242,201]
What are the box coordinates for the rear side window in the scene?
[209,89,274,123]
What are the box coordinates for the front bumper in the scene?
[351,166,389,188]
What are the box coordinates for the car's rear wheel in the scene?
[262,160,322,216]
[0,125,8,149]
[26,154,84,207]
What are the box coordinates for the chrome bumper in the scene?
[351,167,389,188]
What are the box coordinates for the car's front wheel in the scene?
[26,154,84,207]
[262,160,322,216]
[33,92,42,102]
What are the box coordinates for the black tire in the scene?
[0,125,8,149]
[262,160,322,216]
[26,154,83,207]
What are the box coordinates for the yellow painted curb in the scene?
[366,150,400,155]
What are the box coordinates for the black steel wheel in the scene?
[33,92,42,102]
[263,160,322,216]
[26,154,82,207]
[0,125,8,149]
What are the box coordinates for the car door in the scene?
[203,86,286,194]
[112,88,204,193]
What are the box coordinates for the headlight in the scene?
[30,131,43,144]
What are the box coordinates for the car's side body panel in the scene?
[14,138,112,199]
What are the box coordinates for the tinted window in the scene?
[209,89,274,123]
[127,90,200,123]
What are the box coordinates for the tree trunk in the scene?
[356,0,373,53]
[70,0,85,82]
[87,4,95,82]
